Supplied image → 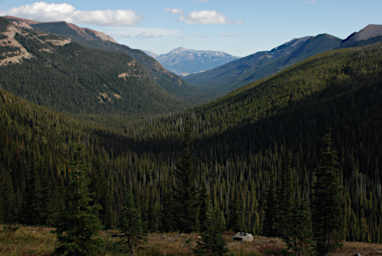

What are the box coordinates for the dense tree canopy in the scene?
[0,42,381,244]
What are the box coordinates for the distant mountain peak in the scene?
[156,47,238,75]
[170,47,188,54]
[343,24,382,44]
[357,24,382,39]
[363,24,382,30]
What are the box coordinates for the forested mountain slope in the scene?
[10,17,199,101]
[184,34,342,98]
[125,43,382,241]
[0,17,186,114]
[0,42,381,243]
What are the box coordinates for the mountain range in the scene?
[0,16,203,114]
[151,47,238,76]
[185,24,382,98]
[2,16,382,111]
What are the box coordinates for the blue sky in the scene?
[1,0,381,56]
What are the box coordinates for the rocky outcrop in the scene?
[232,232,254,242]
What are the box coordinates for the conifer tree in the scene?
[199,182,211,232]
[172,117,199,233]
[53,153,102,256]
[194,201,228,256]
[118,193,147,256]
[287,196,313,256]
[263,180,278,237]
[160,190,177,232]
[0,167,15,224]
[21,164,47,225]
[277,158,295,239]
[311,132,344,256]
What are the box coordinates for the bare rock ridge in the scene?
[0,22,33,66]
[344,24,382,44]
[5,16,116,44]
[0,19,71,66]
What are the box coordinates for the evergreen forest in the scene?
[1,18,382,255]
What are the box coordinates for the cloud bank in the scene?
[5,1,141,26]
[181,10,228,24]
[166,8,237,25]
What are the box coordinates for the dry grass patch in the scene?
[330,241,382,256]
[0,225,55,256]
[1,226,382,256]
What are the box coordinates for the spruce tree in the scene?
[0,167,15,224]
[277,159,295,239]
[263,180,278,237]
[198,182,211,232]
[160,190,177,232]
[172,117,199,233]
[311,132,344,256]
[194,202,228,256]
[287,196,313,256]
[53,155,102,256]
[117,193,147,256]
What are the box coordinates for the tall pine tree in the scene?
[288,196,313,256]
[194,197,228,256]
[277,157,296,239]
[263,180,278,237]
[172,117,200,233]
[311,132,344,256]
[117,193,147,256]
[53,148,102,256]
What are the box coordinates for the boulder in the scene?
[232,232,254,242]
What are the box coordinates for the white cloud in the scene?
[109,27,180,39]
[165,8,183,15]
[165,8,238,25]
[73,10,141,26]
[180,10,228,24]
[6,2,75,22]
[5,1,141,26]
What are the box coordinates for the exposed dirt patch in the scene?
[113,93,122,99]
[98,92,112,103]
[46,39,71,47]
[0,25,33,66]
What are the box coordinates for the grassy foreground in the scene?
[1,225,382,256]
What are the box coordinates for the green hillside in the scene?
[0,18,185,114]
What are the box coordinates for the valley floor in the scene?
[1,225,382,256]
